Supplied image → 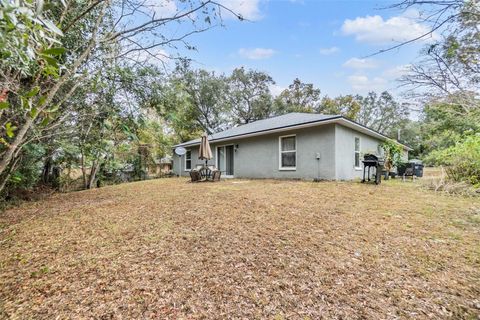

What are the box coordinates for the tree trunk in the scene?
[87,160,100,189]
[0,117,34,180]
[41,156,53,185]
[0,2,107,193]
[0,156,21,197]
[80,150,88,190]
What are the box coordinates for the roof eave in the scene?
[173,116,413,151]
[173,116,343,148]
[338,117,413,151]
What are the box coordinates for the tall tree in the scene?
[226,67,275,125]
[0,0,242,194]
[391,0,479,163]
[398,1,479,105]
[356,91,410,134]
[319,95,361,120]
[419,93,480,157]
[274,78,321,114]
[171,62,229,134]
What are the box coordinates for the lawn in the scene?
[1,178,479,319]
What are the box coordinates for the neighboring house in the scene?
[150,157,173,176]
[172,113,411,180]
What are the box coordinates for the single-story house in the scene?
[150,156,173,175]
[172,113,411,180]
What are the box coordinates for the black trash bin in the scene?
[413,163,424,177]
[409,159,424,177]
[397,163,407,176]
[397,160,423,178]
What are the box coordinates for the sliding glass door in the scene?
[217,145,234,176]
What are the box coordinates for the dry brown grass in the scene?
[421,167,480,196]
[1,178,479,319]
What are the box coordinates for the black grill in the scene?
[364,154,377,161]
[361,154,384,184]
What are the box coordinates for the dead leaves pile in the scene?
[1,179,479,319]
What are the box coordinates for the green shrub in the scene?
[8,144,45,190]
[426,133,480,186]
[380,139,403,172]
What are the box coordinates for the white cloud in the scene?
[218,0,263,20]
[347,75,387,92]
[238,48,276,60]
[319,46,340,55]
[144,0,178,18]
[343,57,378,69]
[143,0,263,22]
[128,48,171,66]
[270,84,286,96]
[383,64,411,79]
[341,10,437,44]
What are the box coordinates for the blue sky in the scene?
[146,0,437,98]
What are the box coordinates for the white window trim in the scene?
[184,150,192,171]
[279,134,297,171]
[215,144,235,177]
[354,136,362,170]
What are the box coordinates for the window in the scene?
[185,150,191,171]
[354,137,361,168]
[377,144,383,156]
[279,135,296,170]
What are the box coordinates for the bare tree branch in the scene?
[62,0,106,33]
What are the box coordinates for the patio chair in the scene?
[189,170,202,182]
[205,165,221,181]
[402,163,416,181]
[211,170,221,181]
[191,165,221,182]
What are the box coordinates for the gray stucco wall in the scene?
[229,124,336,180]
[172,123,403,180]
[173,124,336,179]
[173,147,215,177]
[334,124,383,180]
